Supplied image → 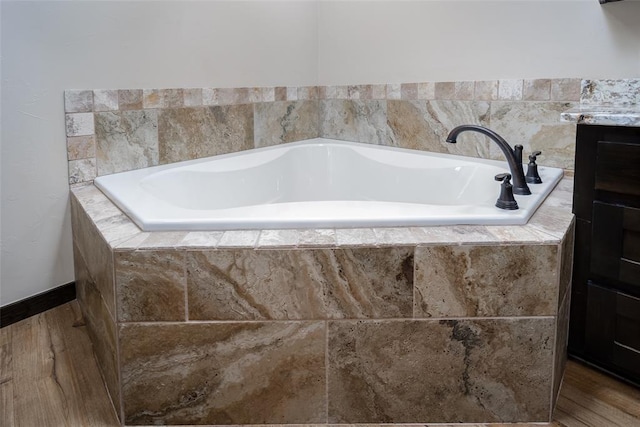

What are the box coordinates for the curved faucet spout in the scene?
[446,125,531,195]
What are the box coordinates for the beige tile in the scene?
[260,86,276,102]
[178,231,224,248]
[553,288,571,406]
[298,229,337,247]
[524,79,551,101]
[217,230,260,248]
[275,86,287,101]
[64,90,93,113]
[202,88,219,106]
[159,89,183,108]
[386,83,401,100]
[286,86,298,101]
[401,83,418,100]
[498,79,523,100]
[335,85,349,99]
[558,219,575,306]
[95,110,159,175]
[66,135,96,160]
[328,318,554,423]
[373,227,416,246]
[435,81,455,100]
[387,100,491,158]
[65,113,95,137]
[137,231,188,249]
[142,89,164,108]
[183,88,203,106]
[474,80,499,101]
[187,247,413,320]
[551,78,581,101]
[417,82,435,100]
[254,101,319,148]
[320,100,395,146]
[257,229,300,248]
[335,228,377,247]
[371,84,387,99]
[414,244,559,318]
[115,250,186,322]
[93,89,119,112]
[120,321,326,425]
[489,101,577,169]
[454,81,475,100]
[68,158,97,185]
[118,89,143,110]
[298,86,318,100]
[158,105,253,164]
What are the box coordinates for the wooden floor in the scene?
[1,302,639,427]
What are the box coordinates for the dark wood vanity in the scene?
[570,124,640,386]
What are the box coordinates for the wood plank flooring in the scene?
[1,301,639,427]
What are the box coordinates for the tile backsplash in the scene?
[64,78,636,186]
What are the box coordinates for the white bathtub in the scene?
[94,138,563,231]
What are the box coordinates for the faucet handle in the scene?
[529,150,542,162]
[526,150,543,184]
[494,173,519,210]
[495,173,512,183]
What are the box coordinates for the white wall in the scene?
[0,1,318,306]
[2,0,639,308]
[318,0,640,85]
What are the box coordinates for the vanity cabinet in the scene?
[570,124,640,386]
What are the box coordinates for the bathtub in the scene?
[94,138,563,231]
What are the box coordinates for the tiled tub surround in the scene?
[65,78,583,185]
[71,176,574,426]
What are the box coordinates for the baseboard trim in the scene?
[1,282,76,328]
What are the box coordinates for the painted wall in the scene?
[2,0,639,307]
[0,1,318,306]
[318,0,640,85]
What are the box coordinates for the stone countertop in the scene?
[561,105,640,127]
[70,177,575,252]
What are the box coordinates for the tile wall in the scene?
[65,78,586,187]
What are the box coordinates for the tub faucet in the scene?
[446,125,531,195]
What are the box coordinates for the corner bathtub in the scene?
[94,138,563,231]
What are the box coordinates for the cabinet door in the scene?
[595,140,640,197]
[585,283,640,383]
[591,201,640,290]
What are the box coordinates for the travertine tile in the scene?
[183,88,203,107]
[298,229,337,247]
[68,158,97,185]
[335,85,349,99]
[202,88,219,106]
[115,250,186,322]
[137,231,188,249]
[73,243,120,417]
[498,79,523,100]
[558,219,575,307]
[187,247,413,320]
[524,79,551,101]
[64,90,93,113]
[275,86,287,101]
[551,78,581,101]
[414,244,559,317]
[401,83,418,100]
[93,89,119,112]
[286,86,298,101]
[527,203,576,240]
[320,100,395,146]
[474,80,499,101]
[415,225,497,244]
[485,224,558,244]
[67,135,96,160]
[142,89,164,109]
[298,86,318,100]
[257,229,300,248]
[328,318,554,423]
[335,228,377,247]
[254,101,319,148]
[100,221,143,246]
[455,81,475,100]
[371,84,387,100]
[217,230,260,248]
[260,86,276,102]
[417,82,435,100]
[158,105,253,164]
[553,288,571,406]
[95,110,159,175]
[489,102,578,169]
[387,100,490,158]
[373,227,416,246]
[120,321,326,425]
[435,81,455,100]
[66,112,95,137]
[178,231,224,248]
[386,83,401,100]
[118,89,143,110]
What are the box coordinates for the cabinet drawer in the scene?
[591,201,640,288]
[595,141,640,197]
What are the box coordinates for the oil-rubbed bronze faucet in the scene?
[446,125,531,195]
